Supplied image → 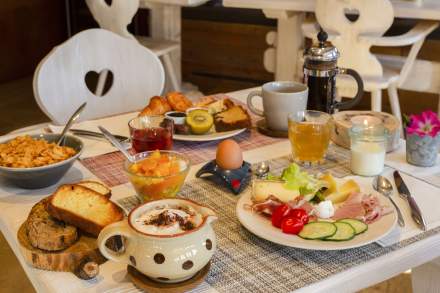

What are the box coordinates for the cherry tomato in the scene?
[288,208,309,225]
[281,216,304,235]
[271,204,291,228]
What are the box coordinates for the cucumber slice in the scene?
[298,222,337,240]
[338,219,368,235]
[324,222,355,241]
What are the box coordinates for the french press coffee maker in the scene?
[303,30,364,114]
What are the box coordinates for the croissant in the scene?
[139,96,171,116]
[166,92,193,112]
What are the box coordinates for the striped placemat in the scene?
[80,128,283,187]
[116,156,440,293]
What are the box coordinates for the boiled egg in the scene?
[216,139,243,170]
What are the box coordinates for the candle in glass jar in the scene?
[350,141,385,176]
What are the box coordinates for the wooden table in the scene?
[223,0,440,97]
[138,0,209,87]
[1,88,440,292]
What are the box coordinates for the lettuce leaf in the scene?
[267,163,328,200]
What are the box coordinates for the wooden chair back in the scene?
[33,29,164,125]
[315,0,394,76]
[86,0,139,40]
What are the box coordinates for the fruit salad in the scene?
[125,150,190,202]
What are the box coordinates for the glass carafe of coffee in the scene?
[304,30,364,114]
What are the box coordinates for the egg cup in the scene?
[195,160,251,195]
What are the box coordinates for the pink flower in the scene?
[406,110,440,137]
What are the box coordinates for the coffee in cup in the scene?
[247,81,308,131]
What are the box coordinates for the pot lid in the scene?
[304,29,340,62]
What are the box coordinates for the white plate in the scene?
[236,176,397,250]
[173,128,247,142]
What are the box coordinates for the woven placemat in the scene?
[80,129,282,187]
[117,155,440,293]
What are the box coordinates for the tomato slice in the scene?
[271,204,291,228]
[288,208,309,225]
[281,217,304,235]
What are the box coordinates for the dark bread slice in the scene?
[26,198,78,251]
[214,105,252,132]
[47,185,124,237]
[76,180,111,198]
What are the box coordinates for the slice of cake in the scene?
[214,105,251,132]
[47,185,124,237]
[76,180,111,198]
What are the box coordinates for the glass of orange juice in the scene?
[288,110,332,164]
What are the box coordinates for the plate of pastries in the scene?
[139,92,251,142]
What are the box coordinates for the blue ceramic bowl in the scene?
[0,134,83,189]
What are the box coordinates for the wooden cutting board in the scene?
[17,221,106,272]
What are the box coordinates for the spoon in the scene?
[373,175,405,227]
[254,161,270,179]
[56,102,87,145]
[98,126,136,163]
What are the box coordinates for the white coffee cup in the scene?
[247,81,308,131]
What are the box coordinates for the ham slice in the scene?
[332,192,365,220]
[360,194,393,224]
[247,195,283,216]
[332,192,393,224]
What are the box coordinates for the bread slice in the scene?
[76,181,111,198]
[26,198,78,251]
[47,185,124,237]
[214,105,251,132]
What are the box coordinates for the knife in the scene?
[393,171,427,231]
[70,129,128,142]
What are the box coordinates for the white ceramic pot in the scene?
[97,198,217,283]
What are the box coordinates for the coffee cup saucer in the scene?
[127,261,210,292]
[256,119,288,138]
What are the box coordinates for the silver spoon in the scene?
[254,161,270,179]
[56,102,87,145]
[373,175,405,227]
[98,126,136,163]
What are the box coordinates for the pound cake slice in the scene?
[214,105,251,132]
[76,180,111,198]
[47,185,124,237]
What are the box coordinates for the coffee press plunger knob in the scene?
[317,29,328,47]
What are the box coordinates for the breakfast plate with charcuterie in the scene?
[236,163,397,250]
[139,92,251,142]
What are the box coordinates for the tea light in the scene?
[350,124,387,177]
[350,115,382,127]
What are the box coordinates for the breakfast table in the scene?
[1,87,440,293]
[222,0,440,97]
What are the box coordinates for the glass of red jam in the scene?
[128,116,173,152]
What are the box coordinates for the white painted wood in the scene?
[262,9,304,81]
[224,0,440,21]
[371,89,383,112]
[140,0,207,6]
[86,0,182,91]
[33,29,165,125]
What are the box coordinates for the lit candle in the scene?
[349,124,387,177]
[350,115,382,127]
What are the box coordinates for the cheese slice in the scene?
[252,180,300,203]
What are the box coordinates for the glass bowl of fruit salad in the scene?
[124,150,190,202]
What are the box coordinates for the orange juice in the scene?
[288,119,331,163]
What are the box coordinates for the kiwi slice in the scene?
[186,109,214,134]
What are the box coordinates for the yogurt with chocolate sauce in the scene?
[133,204,202,235]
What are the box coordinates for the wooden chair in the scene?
[86,0,181,92]
[33,29,164,125]
[302,0,438,125]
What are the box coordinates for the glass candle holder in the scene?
[349,122,387,177]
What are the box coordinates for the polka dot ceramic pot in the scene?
[98,198,217,283]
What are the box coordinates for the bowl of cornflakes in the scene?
[0,134,83,189]
[124,150,190,202]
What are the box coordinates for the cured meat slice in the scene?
[247,195,283,216]
[361,194,393,224]
[332,192,365,220]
